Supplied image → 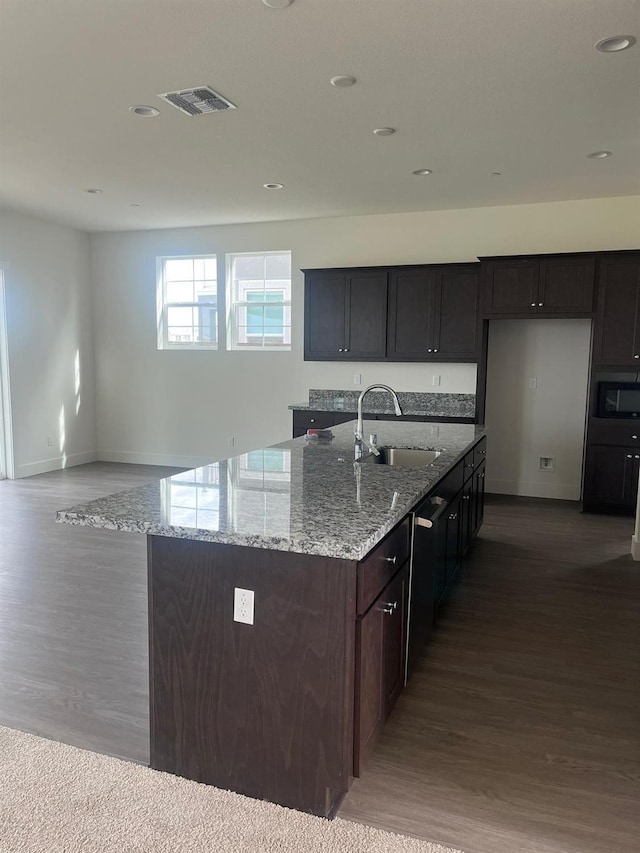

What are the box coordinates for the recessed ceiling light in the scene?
[263,182,284,190]
[595,35,636,52]
[411,169,432,176]
[129,105,160,117]
[490,172,501,176]
[262,0,293,7]
[373,127,396,136]
[330,75,356,88]
[84,188,103,194]
[586,150,612,159]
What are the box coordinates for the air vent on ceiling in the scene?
[157,85,237,116]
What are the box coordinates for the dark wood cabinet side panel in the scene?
[383,565,409,719]
[353,605,384,776]
[538,256,595,313]
[148,536,356,817]
[304,273,347,360]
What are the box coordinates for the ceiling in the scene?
[0,0,638,232]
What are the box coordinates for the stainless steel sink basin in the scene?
[358,447,441,467]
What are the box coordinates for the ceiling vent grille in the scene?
[157,85,236,116]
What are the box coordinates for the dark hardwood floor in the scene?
[0,462,179,763]
[341,495,640,853]
[0,467,638,852]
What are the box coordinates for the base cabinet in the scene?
[583,445,639,513]
[354,564,408,776]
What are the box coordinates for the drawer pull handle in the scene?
[627,454,633,459]
[433,348,438,353]
[415,517,434,529]
[538,302,543,307]
[635,355,640,359]
[380,601,398,615]
[530,302,536,307]
[383,555,397,564]
[633,435,638,440]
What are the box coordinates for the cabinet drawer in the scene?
[588,420,640,447]
[473,437,487,467]
[357,518,410,615]
[436,461,464,502]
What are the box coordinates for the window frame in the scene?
[226,251,292,352]
[157,254,218,351]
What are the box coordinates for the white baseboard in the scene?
[15,450,98,479]
[97,449,212,469]
[486,478,580,501]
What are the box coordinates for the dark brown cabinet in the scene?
[481,254,595,317]
[354,563,408,776]
[303,268,387,361]
[386,264,479,361]
[592,254,640,366]
[583,444,640,513]
[472,462,486,534]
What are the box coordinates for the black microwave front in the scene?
[597,382,640,418]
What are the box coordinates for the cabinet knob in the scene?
[531,302,536,307]
[427,348,432,353]
[310,418,315,423]
[633,435,638,440]
[344,348,349,352]
[627,454,633,458]
[380,601,398,615]
[383,555,397,565]
[635,456,639,460]
[538,302,543,307]
[338,348,343,352]
[635,355,640,359]
[463,494,471,501]
[433,348,438,353]
[448,512,458,520]
[480,472,485,479]
[480,450,486,455]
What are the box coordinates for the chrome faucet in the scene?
[355,384,403,457]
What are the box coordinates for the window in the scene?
[157,255,217,349]
[227,252,291,350]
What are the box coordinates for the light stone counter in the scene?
[57,420,485,561]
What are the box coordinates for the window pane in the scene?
[164,259,194,281]
[203,258,217,280]
[197,306,217,343]
[265,253,291,279]
[168,306,194,326]
[234,255,264,280]
[166,280,194,303]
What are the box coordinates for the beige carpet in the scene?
[0,726,463,853]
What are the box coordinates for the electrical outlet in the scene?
[353,373,361,385]
[47,436,53,447]
[227,436,235,447]
[539,456,555,472]
[432,375,441,386]
[529,377,538,389]
[234,588,254,625]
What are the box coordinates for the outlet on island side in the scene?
[234,587,255,625]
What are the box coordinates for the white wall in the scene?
[89,195,640,467]
[0,208,96,477]
[485,319,592,500]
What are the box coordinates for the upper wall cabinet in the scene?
[387,264,479,361]
[592,253,640,367]
[481,254,596,317]
[303,269,388,361]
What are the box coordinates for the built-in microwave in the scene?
[597,382,640,418]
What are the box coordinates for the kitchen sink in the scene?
[357,447,442,467]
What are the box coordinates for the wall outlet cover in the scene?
[432,375,441,386]
[234,587,255,625]
[353,373,361,385]
[539,456,555,471]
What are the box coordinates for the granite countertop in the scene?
[288,389,475,419]
[57,420,485,561]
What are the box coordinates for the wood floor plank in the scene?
[0,470,638,852]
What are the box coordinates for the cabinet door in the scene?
[354,564,408,776]
[445,494,462,585]
[538,256,595,314]
[460,482,473,555]
[482,259,539,316]
[304,272,347,359]
[592,255,640,366]
[583,445,637,509]
[382,565,409,719]
[472,462,486,534]
[387,268,437,359]
[344,271,388,359]
[431,266,480,359]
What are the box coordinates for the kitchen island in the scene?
[57,419,486,817]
